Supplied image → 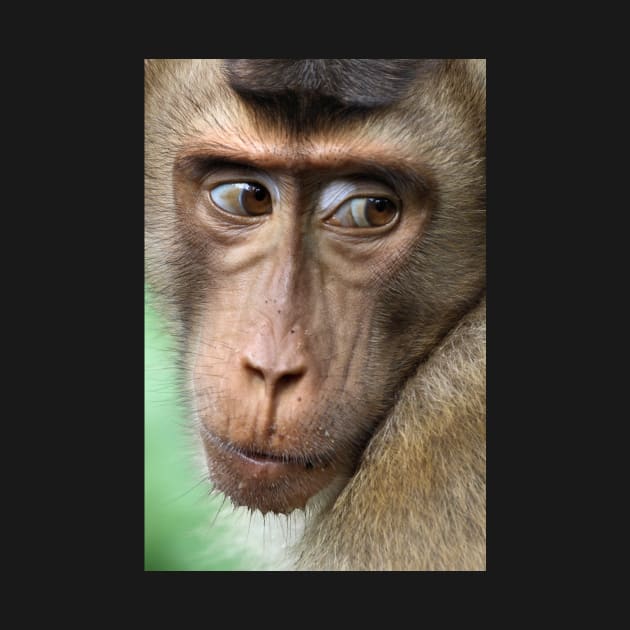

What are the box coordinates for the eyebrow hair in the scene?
[175,145,434,194]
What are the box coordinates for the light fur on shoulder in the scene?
[295,296,486,571]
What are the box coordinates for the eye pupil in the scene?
[253,186,267,202]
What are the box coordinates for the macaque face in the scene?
[145,59,486,516]
[175,133,433,514]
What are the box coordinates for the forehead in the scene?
[149,58,440,128]
[146,59,482,182]
[168,66,432,166]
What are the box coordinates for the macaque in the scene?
[145,59,486,570]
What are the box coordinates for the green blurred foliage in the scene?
[144,293,249,571]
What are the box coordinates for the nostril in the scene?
[243,355,306,389]
[277,369,305,386]
[274,368,306,396]
[242,357,266,384]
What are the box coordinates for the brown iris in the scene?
[364,198,397,226]
[327,197,398,228]
[240,184,271,215]
[210,182,272,216]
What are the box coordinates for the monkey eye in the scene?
[209,182,272,217]
[326,197,398,228]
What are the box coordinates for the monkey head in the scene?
[144,59,486,515]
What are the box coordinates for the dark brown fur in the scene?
[225,59,442,110]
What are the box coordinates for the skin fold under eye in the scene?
[327,197,398,228]
[210,182,272,217]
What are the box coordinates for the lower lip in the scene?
[201,430,339,513]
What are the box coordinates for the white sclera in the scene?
[210,183,250,216]
[319,180,361,212]
[350,198,371,227]
[319,179,397,227]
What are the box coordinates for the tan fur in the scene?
[296,296,485,570]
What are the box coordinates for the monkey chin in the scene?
[202,433,341,515]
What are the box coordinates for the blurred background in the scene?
[144,290,254,571]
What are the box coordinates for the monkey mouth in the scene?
[201,429,339,515]
[202,428,333,468]
[228,442,331,470]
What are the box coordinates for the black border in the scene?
[56,55,551,584]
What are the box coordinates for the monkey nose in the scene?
[241,353,307,396]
